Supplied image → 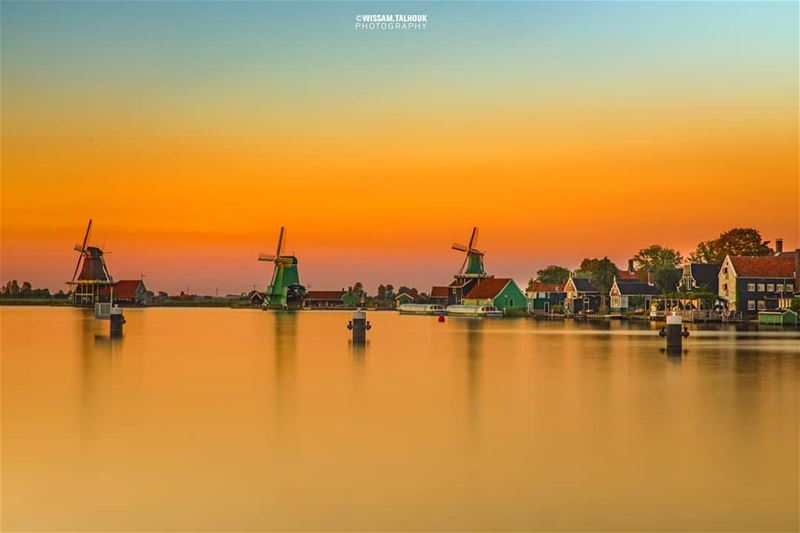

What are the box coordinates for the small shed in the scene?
[758,309,798,325]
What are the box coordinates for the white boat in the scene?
[397,303,446,315]
[445,304,504,318]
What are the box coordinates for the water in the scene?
[2,307,798,532]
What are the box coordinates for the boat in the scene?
[397,303,446,315]
[445,304,504,318]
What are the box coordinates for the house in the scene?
[525,281,566,314]
[111,279,149,305]
[563,275,601,314]
[248,290,265,307]
[719,253,797,316]
[461,278,526,314]
[448,278,480,305]
[430,286,449,307]
[609,277,660,313]
[678,262,721,294]
[303,290,346,308]
[395,288,420,306]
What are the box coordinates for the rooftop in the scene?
[729,256,795,278]
[465,278,512,299]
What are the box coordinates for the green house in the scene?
[758,309,798,325]
[395,289,420,307]
[462,278,526,315]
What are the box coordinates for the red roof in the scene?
[305,290,345,301]
[729,256,795,278]
[465,278,513,299]
[526,282,563,293]
[395,288,420,301]
[113,280,144,300]
[617,270,639,280]
[431,286,449,298]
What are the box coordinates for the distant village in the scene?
[2,223,798,325]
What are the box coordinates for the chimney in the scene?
[647,267,654,286]
[628,259,635,274]
[775,238,783,255]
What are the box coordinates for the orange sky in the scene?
[1,2,798,293]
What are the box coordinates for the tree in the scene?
[578,257,619,306]
[688,240,717,263]
[689,228,772,264]
[535,265,571,285]
[377,284,386,300]
[632,245,682,273]
[5,280,20,296]
[713,227,772,259]
[653,265,682,294]
[21,281,32,295]
[352,281,366,298]
[385,284,395,299]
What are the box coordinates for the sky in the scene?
[1,1,798,295]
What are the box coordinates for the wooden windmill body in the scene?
[258,227,306,309]
[67,219,115,306]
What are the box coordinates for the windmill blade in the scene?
[74,243,85,252]
[467,226,478,250]
[78,219,92,252]
[452,243,469,252]
[276,257,294,265]
[258,253,276,262]
[70,252,84,284]
[70,219,93,283]
[275,226,285,258]
[458,254,469,276]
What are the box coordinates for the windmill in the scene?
[452,226,487,279]
[68,219,114,306]
[258,226,306,309]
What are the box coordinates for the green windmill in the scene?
[451,226,487,279]
[258,227,306,309]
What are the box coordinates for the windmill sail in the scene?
[452,226,486,278]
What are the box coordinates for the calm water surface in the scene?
[2,307,798,532]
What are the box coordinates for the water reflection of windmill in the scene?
[449,226,490,305]
[68,219,114,306]
[257,226,306,309]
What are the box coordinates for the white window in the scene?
[757,300,766,310]
[747,283,755,291]
[757,283,765,292]
[767,284,774,292]
[748,301,756,311]
[788,284,794,292]
[777,284,784,292]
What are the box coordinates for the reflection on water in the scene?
[2,307,798,532]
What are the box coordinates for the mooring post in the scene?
[347,309,371,343]
[110,306,125,337]
[659,312,688,353]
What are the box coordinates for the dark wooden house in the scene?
[563,275,601,314]
[719,253,797,316]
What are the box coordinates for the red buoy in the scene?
[438,315,445,323]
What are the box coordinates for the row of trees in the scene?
[534,227,777,297]
[350,282,427,304]
[0,280,68,299]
